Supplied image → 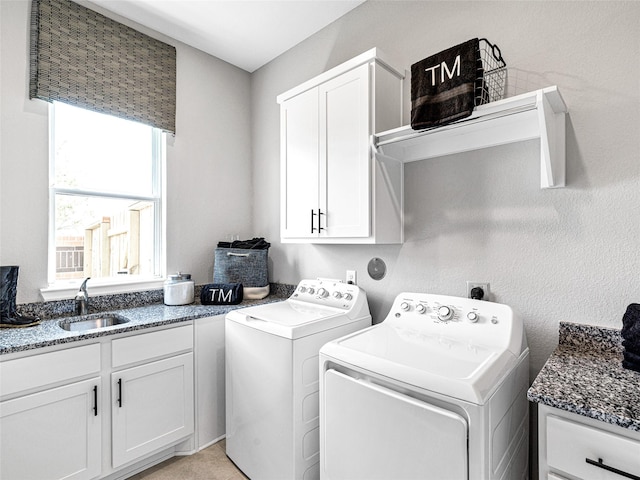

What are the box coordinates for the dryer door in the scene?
[322,369,468,480]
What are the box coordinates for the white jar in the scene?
[163,273,195,305]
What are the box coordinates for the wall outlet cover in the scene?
[466,281,491,300]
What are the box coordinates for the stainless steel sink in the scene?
[59,314,130,331]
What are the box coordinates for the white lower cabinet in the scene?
[0,377,101,480]
[0,343,102,480]
[538,404,640,480]
[0,323,195,480]
[111,324,195,469]
[112,352,194,467]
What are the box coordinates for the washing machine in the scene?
[319,292,530,480]
[225,278,371,480]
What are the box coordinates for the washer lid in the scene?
[320,323,519,404]
[226,300,358,339]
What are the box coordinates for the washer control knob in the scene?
[317,288,329,298]
[332,291,343,299]
[400,302,411,312]
[467,311,479,323]
[343,293,353,301]
[307,288,315,295]
[416,304,427,314]
[298,286,307,293]
[437,305,454,321]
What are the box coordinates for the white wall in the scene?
[2,0,639,376]
[251,0,640,376]
[0,0,252,303]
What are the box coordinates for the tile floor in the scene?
[128,440,248,480]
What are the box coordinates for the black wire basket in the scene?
[475,38,507,106]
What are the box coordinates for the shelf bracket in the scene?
[537,90,566,188]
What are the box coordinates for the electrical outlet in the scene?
[346,270,357,285]
[466,281,490,300]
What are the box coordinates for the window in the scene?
[49,101,164,285]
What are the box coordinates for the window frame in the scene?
[42,102,166,300]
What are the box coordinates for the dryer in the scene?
[225,279,371,480]
[319,292,530,480]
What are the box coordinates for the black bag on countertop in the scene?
[200,283,243,305]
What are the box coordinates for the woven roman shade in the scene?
[30,0,176,133]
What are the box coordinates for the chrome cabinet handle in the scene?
[93,385,98,416]
[311,209,317,233]
[318,209,325,232]
[586,457,640,480]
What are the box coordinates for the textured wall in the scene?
[250,0,640,377]
[0,0,252,302]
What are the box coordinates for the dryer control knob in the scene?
[332,291,343,299]
[400,302,411,312]
[298,286,307,293]
[416,304,427,314]
[343,293,353,301]
[437,305,454,321]
[307,288,315,295]
[317,288,329,298]
[467,311,479,323]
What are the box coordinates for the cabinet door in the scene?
[281,86,320,238]
[0,378,101,480]
[112,353,194,467]
[319,63,370,238]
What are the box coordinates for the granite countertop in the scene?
[1,286,292,355]
[527,321,640,432]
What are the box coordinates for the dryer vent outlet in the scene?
[466,281,490,300]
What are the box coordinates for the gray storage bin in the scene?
[213,248,268,289]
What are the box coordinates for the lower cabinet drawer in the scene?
[112,324,193,368]
[0,343,101,398]
[547,415,640,479]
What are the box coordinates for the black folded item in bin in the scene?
[217,237,270,250]
[201,283,243,305]
[411,38,481,129]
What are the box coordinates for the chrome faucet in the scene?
[75,277,90,315]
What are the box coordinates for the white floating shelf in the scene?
[373,86,567,188]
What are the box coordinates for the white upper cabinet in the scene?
[278,48,405,244]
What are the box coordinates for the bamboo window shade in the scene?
[30,0,176,133]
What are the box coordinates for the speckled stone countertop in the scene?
[527,321,640,432]
[1,283,295,355]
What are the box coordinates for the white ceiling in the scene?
[89,0,365,72]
